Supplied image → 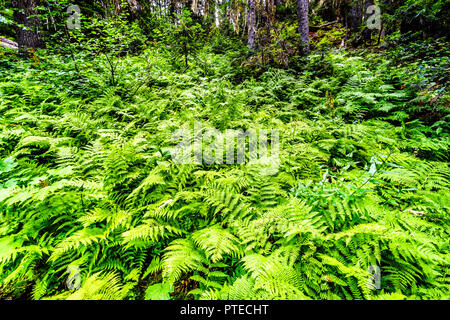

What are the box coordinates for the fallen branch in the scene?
[0,36,18,50]
[310,20,339,31]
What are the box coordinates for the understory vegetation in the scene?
[0,41,448,300]
[0,0,449,301]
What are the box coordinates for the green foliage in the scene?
[0,41,448,301]
[158,10,205,71]
[314,24,346,50]
[145,283,174,300]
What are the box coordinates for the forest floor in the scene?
[0,46,448,300]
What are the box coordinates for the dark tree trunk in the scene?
[169,0,176,17]
[296,0,309,52]
[346,0,375,45]
[348,0,364,31]
[12,0,44,50]
[362,0,375,42]
[247,0,257,51]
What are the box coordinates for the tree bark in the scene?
[203,0,210,19]
[127,0,142,12]
[362,0,375,42]
[12,0,44,50]
[348,0,364,31]
[296,0,309,52]
[247,0,257,50]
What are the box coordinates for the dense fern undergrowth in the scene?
[0,46,449,300]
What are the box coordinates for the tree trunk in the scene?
[348,0,364,31]
[203,0,210,19]
[12,0,44,50]
[247,0,257,50]
[190,0,199,15]
[296,0,309,52]
[214,0,222,28]
[362,0,375,42]
[127,0,142,12]
[346,0,374,45]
